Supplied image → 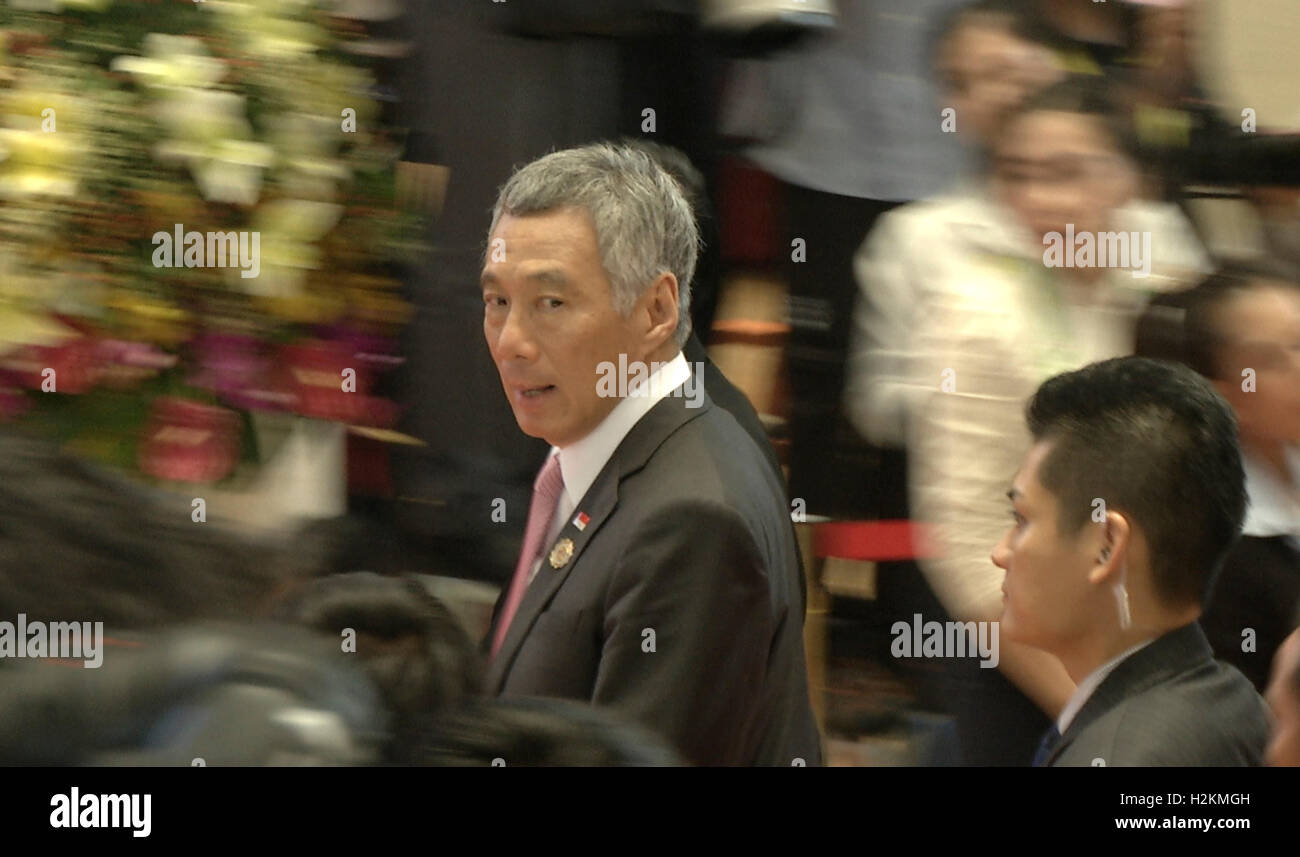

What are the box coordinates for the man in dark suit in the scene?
[991,357,1269,766]
[478,142,822,766]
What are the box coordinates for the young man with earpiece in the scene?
[992,356,1269,766]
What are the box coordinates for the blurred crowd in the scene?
[4,0,1300,765]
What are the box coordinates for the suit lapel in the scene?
[484,389,714,694]
[1046,623,1211,765]
[484,468,619,693]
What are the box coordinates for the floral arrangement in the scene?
[0,0,419,482]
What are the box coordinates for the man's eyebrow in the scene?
[480,269,571,289]
[524,269,570,287]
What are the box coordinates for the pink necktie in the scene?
[490,453,565,660]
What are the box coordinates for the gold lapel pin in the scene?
[549,537,575,569]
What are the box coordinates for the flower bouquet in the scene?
[0,0,421,494]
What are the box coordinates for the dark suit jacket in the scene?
[483,387,823,766]
[1202,534,1300,692]
[1046,623,1269,766]
[685,333,784,487]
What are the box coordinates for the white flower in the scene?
[153,91,275,205]
[233,199,343,299]
[110,34,226,91]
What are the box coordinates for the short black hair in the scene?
[1024,356,1246,608]
[996,73,1141,163]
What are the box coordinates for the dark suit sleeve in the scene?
[591,499,773,766]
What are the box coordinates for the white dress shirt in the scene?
[1240,444,1300,545]
[525,351,694,585]
[1057,639,1154,734]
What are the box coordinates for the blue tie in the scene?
[1032,724,1061,767]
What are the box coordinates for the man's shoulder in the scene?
[638,398,781,491]
[608,398,792,548]
[1058,659,1269,766]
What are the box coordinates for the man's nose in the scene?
[493,304,538,361]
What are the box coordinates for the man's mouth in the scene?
[519,384,556,399]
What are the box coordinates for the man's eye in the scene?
[1010,510,1026,527]
[484,295,505,308]
[541,297,564,309]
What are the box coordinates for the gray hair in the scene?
[487,142,699,348]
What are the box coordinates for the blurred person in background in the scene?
[480,142,821,766]
[1266,627,1300,766]
[274,571,483,761]
[412,696,681,766]
[849,73,1210,764]
[0,622,390,765]
[844,0,1065,762]
[0,428,404,764]
[1032,0,1300,202]
[732,0,971,521]
[847,0,1063,452]
[0,428,307,633]
[1135,262,1300,691]
[994,356,1267,766]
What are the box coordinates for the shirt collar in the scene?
[553,351,694,510]
[1057,638,1154,734]
[1241,445,1300,541]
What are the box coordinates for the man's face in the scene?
[1265,630,1300,766]
[482,208,659,448]
[992,439,1101,650]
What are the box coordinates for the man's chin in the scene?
[510,413,571,448]
[512,416,552,443]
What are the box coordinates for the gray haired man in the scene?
[479,142,822,765]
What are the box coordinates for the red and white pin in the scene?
[572,511,590,531]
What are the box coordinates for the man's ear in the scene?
[641,271,680,352]
[1086,511,1131,586]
